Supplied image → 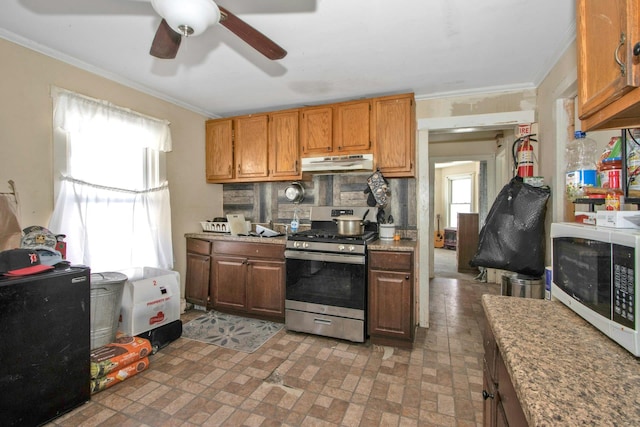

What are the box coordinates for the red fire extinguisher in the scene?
[515,135,535,177]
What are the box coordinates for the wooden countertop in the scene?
[482,294,640,426]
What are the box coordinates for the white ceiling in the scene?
[0,0,576,118]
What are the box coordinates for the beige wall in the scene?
[0,38,223,298]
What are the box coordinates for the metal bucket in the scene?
[501,273,544,299]
[90,272,127,349]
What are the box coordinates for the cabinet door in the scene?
[300,106,333,156]
[368,269,412,339]
[212,255,247,311]
[335,100,371,153]
[205,119,234,182]
[373,94,415,177]
[246,259,285,318]
[185,252,210,307]
[269,110,301,179]
[235,114,269,180]
[496,352,528,426]
[577,0,640,119]
[483,362,497,427]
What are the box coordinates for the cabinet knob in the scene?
[482,390,494,400]
[405,275,410,280]
[634,42,640,56]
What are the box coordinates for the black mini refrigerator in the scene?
[0,266,91,426]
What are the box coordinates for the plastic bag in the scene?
[470,176,550,277]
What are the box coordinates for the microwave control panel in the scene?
[613,244,635,330]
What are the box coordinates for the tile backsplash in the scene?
[222,173,417,239]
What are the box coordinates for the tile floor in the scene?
[48,249,500,427]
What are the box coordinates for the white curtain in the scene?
[49,88,174,272]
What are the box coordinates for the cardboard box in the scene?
[595,211,640,229]
[118,267,180,336]
[575,211,596,225]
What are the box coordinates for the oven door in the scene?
[284,250,366,311]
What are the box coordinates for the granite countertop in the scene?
[185,232,286,245]
[368,239,417,252]
[482,294,640,426]
[186,233,417,251]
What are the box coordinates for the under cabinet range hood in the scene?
[301,154,374,173]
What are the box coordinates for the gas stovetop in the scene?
[288,229,378,245]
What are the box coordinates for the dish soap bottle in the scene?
[290,208,299,233]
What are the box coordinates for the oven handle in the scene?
[284,250,365,265]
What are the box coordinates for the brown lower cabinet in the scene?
[368,250,415,348]
[483,312,528,427]
[211,240,285,322]
[185,238,212,307]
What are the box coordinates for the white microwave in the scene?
[551,222,640,356]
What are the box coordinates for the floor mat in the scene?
[181,311,283,353]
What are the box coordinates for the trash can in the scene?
[501,272,544,299]
[90,272,127,349]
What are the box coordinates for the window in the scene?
[49,88,174,272]
[448,174,473,228]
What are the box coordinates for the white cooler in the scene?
[117,267,180,337]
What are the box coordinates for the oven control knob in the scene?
[349,245,355,252]
[338,245,345,251]
[293,241,301,248]
[303,242,309,249]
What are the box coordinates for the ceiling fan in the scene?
[147,0,287,60]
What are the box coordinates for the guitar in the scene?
[434,214,444,248]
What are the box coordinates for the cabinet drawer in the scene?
[187,238,212,256]
[369,251,412,271]
[213,241,284,259]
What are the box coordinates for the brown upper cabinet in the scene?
[300,106,333,155]
[205,92,415,182]
[269,109,302,179]
[205,119,233,182]
[206,111,301,183]
[373,93,416,177]
[577,0,640,131]
[334,100,372,153]
[235,114,269,180]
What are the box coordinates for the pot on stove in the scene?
[333,209,370,236]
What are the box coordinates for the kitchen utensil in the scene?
[226,214,249,236]
[284,182,305,203]
[333,215,365,236]
[387,214,394,224]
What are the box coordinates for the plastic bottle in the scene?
[565,131,598,201]
[290,208,299,233]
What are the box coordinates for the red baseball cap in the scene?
[0,249,54,276]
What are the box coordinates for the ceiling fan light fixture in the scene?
[150,0,220,37]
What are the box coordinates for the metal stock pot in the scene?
[333,209,370,236]
[333,215,365,236]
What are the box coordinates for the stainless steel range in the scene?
[284,206,378,342]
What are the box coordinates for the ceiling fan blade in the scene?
[218,6,287,60]
[150,19,182,59]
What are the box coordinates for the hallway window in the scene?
[448,174,472,228]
